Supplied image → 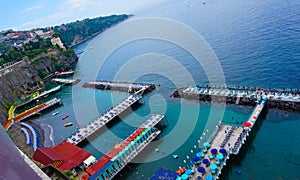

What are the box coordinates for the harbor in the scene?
[172,86,300,111]
[83,80,156,94]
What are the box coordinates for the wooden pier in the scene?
[66,92,144,145]
[177,98,268,180]
[83,80,156,94]
[172,86,300,111]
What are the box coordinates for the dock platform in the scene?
[83,80,156,94]
[66,93,143,145]
[177,98,267,180]
[82,114,165,180]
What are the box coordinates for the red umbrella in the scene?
[243,122,251,127]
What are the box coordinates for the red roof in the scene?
[32,141,91,171]
[51,141,91,171]
[33,148,63,165]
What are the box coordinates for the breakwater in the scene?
[83,80,156,94]
[171,86,300,111]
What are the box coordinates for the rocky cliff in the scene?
[0,49,77,124]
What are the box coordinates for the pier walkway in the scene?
[67,91,147,145]
[178,98,267,180]
[83,114,165,180]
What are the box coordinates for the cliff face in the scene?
[0,49,77,124]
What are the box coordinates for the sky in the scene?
[1,0,168,31]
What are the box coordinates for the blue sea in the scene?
[33,0,300,179]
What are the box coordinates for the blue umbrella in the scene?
[181,174,188,180]
[202,158,209,164]
[206,174,213,180]
[185,169,193,175]
[216,153,224,160]
[197,176,201,180]
[193,156,200,162]
[219,148,227,154]
[196,152,203,157]
[197,166,205,173]
[210,164,217,170]
[203,142,211,147]
[210,148,217,154]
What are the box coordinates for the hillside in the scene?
[52,14,131,46]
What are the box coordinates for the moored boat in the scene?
[62,115,69,120]
[52,111,59,116]
[64,122,73,127]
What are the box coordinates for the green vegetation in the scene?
[53,14,131,46]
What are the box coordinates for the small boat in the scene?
[64,122,73,127]
[62,115,69,120]
[235,169,242,174]
[172,154,178,159]
[52,111,59,116]
[155,148,160,152]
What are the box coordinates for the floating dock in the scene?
[177,98,267,180]
[67,92,145,145]
[83,80,156,94]
[82,114,165,180]
[172,86,300,111]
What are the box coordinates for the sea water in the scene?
[34,0,300,179]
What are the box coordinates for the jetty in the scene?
[176,98,268,180]
[66,89,148,145]
[172,86,300,111]
[52,78,80,85]
[82,114,165,180]
[83,80,156,94]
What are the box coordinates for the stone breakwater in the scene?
[83,80,157,94]
[171,86,300,111]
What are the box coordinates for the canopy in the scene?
[216,153,224,160]
[197,166,205,173]
[203,142,211,147]
[181,174,188,180]
[210,148,217,154]
[243,122,252,127]
[219,148,227,154]
[196,152,203,158]
[202,158,209,164]
[193,157,200,162]
[210,164,217,170]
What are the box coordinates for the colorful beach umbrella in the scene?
[181,174,188,180]
[196,152,203,158]
[216,153,224,160]
[219,148,227,154]
[209,164,217,170]
[203,142,211,147]
[243,122,251,127]
[202,158,209,164]
[193,157,200,162]
[185,169,193,175]
[206,174,213,180]
[197,166,205,173]
[210,148,217,154]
